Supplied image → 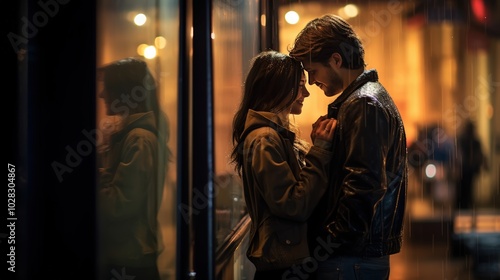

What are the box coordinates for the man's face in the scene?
[302,58,343,97]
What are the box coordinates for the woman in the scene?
[97,57,171,280]
[289,75,312,169]
[231,50,336,279]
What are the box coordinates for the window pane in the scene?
[212,0,259,250]
[96,1,178,279]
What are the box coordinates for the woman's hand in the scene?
[311,115,337,142]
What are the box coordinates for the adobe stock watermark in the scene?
[443,74,499,131]
[178,173,241,224]
[51,78,154,182]
[7,0,71,54]
[220,0,244,8]
[51,127,105,182]
[407,125,453,170]
[280,234,341,280]
[358,0,403,46]
[335,0,403,69]
[110,267,135,280]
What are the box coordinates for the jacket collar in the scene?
[110,111,157,142]
[327,69,378,118]
[241,109,296,143]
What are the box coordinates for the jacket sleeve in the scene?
[247,129,333,222]
[99,129,158,221]
[329,96,389,245]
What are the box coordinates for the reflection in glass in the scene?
[97,57,170,280]
[96,1,179,279]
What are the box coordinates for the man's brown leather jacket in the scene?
[310,69,408,258]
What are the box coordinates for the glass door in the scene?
[96,1,179,279]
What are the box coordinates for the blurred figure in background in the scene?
[97,57,171,280]
[407,126,432,197]
[408,126,430,171]
[407,124,456,204]
[456,120,487,210]
[426,124,455,204]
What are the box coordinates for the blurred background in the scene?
[10,0,499,279]
[95,0,499,279]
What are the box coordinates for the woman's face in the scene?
[97,74,118,116]
[290,72,309,115]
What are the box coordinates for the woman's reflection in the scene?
[97,57,171,280]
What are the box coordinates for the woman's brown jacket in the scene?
[239,109,333,271]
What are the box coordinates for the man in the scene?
[289,14,407,279]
